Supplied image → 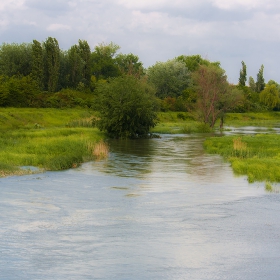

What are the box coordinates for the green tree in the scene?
[256,64,265,93]
[147,59,190,99]
[95,75,158,138]
[43,37,60,92]
[31,40,44,89]
[176,54,220,72]
[0,43,32,77]
[78,40,92,86]
[115,53,144,77]
[260,84,280,110]
[239,61,247,86]
[192,65,242,128]
[91,42,120,79]
[249,76,256,92]
[68,45,83,88]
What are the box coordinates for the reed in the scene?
[91,141,109,159]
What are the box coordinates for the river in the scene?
[1,134,280,279]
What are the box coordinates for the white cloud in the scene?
[47,23,71,31]
[0,0,280,83]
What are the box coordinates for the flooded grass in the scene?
[204,134,280,182]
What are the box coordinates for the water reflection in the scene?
[1,132,280,280]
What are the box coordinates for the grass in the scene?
[152,112,213,134]
[225,112,280,127]
[0,108,108,177]
[204,134,280,183]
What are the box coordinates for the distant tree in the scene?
[95,75,158,138]
[147,59,190,99]
[78,40,92,86]
[249,76,256,92]
[0,75,40,107]
[68,45,83,88]
[31,40,44,89]
[0,43,32,77]
[239,61,247,86]
[115,53,144,77]
[192,65,243,128]
[91,42,120,79]
[176,54,220,72]
[260,84,280,110]
[256,64,265,93]
[43,37,60,92]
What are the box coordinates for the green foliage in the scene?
[239,61,247,86]
[31,40,44,89]
[115,53,144,77]
[249,76,256,92]
[0,43,32,76]
[192,65,243,128]
[147,59,190,99]
[176,54,220,72]
[43,37,60,92]
[95,75,158,138]
[91,42,121,79]
[256,64,265,93]
[78,39,92,86]
[260,84,280,110]
[0,75,40,107]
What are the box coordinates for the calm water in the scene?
[1,134,280,279]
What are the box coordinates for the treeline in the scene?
[0,37,279,112]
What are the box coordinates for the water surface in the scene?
[1,134,280,279]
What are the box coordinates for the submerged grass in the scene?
[204,134,280,183]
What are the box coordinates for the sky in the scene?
[0,0,280,84]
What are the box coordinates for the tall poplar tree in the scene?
[238,61,247,86]
[78,40,91,85]
[43,37,60,92]
[256,64,265,93]
[31,40,44,89]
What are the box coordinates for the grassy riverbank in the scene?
[0,108,107,177]
[204,134,280,183]
[152,111,280,134]
[1,108,280,180]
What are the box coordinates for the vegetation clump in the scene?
[204,134,280,183]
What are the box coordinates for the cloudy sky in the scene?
[0,0,280,83]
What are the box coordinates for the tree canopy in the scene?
[95,75,158,138]
[147,59,190,99]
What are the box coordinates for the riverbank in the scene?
[204,134,280,183]
[1,108,280,180]
[0,108,108,177]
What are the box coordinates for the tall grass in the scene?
[0,108,109,177]
[0,127,108,174]
[204,134,280,182]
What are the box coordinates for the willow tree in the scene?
[147,59,190,99]
[44,37,60,92]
